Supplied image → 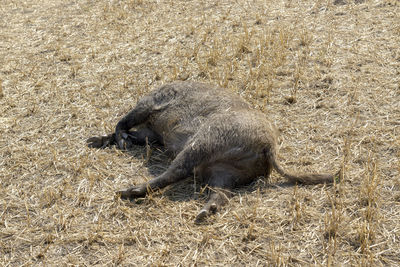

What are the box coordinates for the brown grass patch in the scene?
[1,0,399,265]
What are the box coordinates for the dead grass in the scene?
[0,0,399,265]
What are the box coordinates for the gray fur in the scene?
[87,81,338,222]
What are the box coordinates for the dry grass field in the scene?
[1,0,399,265]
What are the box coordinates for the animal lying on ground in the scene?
[87,81,339,222]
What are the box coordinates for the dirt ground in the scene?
[0,0,399,265]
